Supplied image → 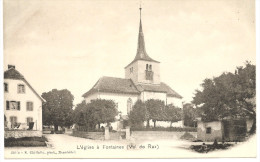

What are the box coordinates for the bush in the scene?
[190,143,233,153]
[5,136,48,147]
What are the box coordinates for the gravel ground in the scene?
[4,133,256,158]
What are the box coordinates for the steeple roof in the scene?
[125,8,159,68]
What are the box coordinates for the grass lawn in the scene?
[5,136,48,147]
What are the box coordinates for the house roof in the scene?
[136,82,183,99]
[4,67,45,102]
[82,76,140,97]
[125,18,159,68]
[4,67,24,79]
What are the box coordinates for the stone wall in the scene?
[4,130,42,139]
[197,121,223,142]
[222,119,247,142]
[72,130,198,141]
[131,131,197,141]
[72,130,123,140]
[72,131,104,140]
[197,119,248,142]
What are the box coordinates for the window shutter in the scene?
[4,83,8,92]
[31,102,34,111]
[26,102,29,111]
[17,102,20,110]
[6,101,9,110]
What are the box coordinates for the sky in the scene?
[3,0,256,106]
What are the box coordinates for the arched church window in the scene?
[127,98,133,115]
[149,65,152,71]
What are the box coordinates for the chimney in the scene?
[8,65,15,69]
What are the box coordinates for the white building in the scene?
[4,65,44,133]
[82,8,183,129]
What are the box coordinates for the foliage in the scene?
[41,89,74,130]
[145,99,167,127]
[5,136,48,147]
[129,100,148,127]
[190,143,233,153]
[165,104,183,127]
[72,101,88,126]
[129,99,182,128]
[73,99,118,131]
[87,99,118,126]
[183,103,197,127]
[192,61,256,133]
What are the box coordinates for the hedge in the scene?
[5,136,48,147]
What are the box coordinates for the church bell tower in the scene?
[125,7,160,85]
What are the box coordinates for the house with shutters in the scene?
[4,65,44,137]
[82,8,183,129]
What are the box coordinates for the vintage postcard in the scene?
[2,0,257,159]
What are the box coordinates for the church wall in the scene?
[125,61,138,83]
[167,96,183,108]
[141,91,167,103]
[85,93,99,103]
[85,92,139,116]
[98,92,139,116]
[137,60,160,84]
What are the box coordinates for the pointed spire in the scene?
[139,4,142,21]
[134,7,158,62]
[125,6,159,68]
[136,6,147,59]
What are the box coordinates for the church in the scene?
[82,8,182,128]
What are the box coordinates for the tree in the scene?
[145,99,166,128]
[87,99,118,128]
[72,99,118,131]
[193,61,256,134]
[129,100,184,128]
[165,104,183,127]
[129,100,148,128]
[73,101,88,126]
[41,89,74,131]
[183,103,197,127]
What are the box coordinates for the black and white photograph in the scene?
[1,0,258,159]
